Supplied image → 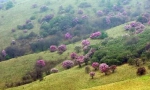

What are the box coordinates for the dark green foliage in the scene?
[137,16,148,24]
[78,2,91,8]
[18,32,38,40]
[5,46,26,59]
[30,16,36,20]
[94,16,126,30]
[40,14,75,36]
[5,1,13,10]
[91,49,107,63]
[98,31,108,39]
[17,23,34,30]
[91,28,150,65]
[74,46,82,53]
[65,5,74,13]
[30,37,59,52]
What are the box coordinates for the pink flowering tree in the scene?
[99,63,109,75]
[50,45,57,52]
[62,60,74,69]
[76,55,84,67]
[50,68,58,73]
[81,40,90,47]
[89,72,95,79]
[92,62,99,70]
[124,22,145,34]
[36,60,46,68]
[58,44,67,54]
[70,52,78,59]
[65,32,72,40]
[90,31,101,39]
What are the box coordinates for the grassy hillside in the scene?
[6,64,150,90]
[0,0,106,49]
[0,24,125,89]
[0,0,142,49]
[0,0,150,90]
[86,75,150,90]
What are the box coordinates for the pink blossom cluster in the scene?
[50,45,57,52]
[58,45,67,53]
[65,32,72,39]
[2,50,7,57]
[92,62,99,70]
[36,60,46,67]
[76,55,84,63]
[70,52,78,59]
[81,40,90,47]
[82,15,88,19]
[124,22,145,34]
[90,31,101,39]
[99,63,109,73]
[62,60,74,69]
[124,24,131,30]
[89,72,95,79]
[50,68,58,73]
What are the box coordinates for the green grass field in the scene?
[6,64,150,90]
[86,75,150,90]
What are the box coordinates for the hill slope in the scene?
[7,64,150,90]
[85,75,150,90]
[0,24,125,89]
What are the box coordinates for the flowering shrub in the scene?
[82,15,88,19]
[92,62,99,70]
[124,25,131,30]
[124,22,145,34]
[50,68,58,73]
[81,40,90,47]
[89,72,95,79]
[70,52,78,59]
[76,55,84,67]
[90,31,101,39]
[2,50,7,57]
[42,14,54,22]
[65,32,72,39]
[99,63,109,75]
[58,45,67,53]
[62,60,74,69]
[23,29,28,33]
[36,60,46,68]
[58,45,67,54]
[50,45,57,52]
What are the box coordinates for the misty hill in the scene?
[0,0,150,90]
